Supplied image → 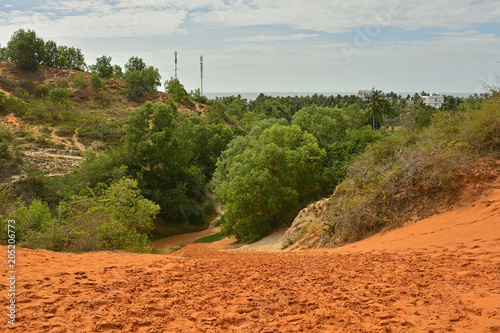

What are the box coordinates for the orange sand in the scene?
[1,189,499,332]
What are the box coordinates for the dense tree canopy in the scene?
[212,123,325,242]
[5,29,45,71]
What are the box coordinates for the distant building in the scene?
[421,93,444,108]
[358,90,372,101]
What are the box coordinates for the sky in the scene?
[0,0,500,94]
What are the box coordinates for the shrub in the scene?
[71,75,86,89]
[48,87,69,105]
[33,84,53,98]
[9,178,160,253]
[90,73,103,93]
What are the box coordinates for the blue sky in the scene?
[1,0,500,94]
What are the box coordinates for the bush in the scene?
[90,73,103,93]
[33,84,53,98]
[8,178,160,253]
[71,75,86,89]
[48,87,69,105]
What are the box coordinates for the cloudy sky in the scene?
[1,0,500,94]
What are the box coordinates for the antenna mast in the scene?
[174,51,178,79]
[200,54,204,96]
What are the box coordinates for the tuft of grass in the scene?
[194,232,226,243]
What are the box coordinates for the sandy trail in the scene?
[151,227,221,249]
[1,188,500,332]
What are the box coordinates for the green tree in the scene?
[42,40,58,67]
[92,55,113,78]
[113,65,123,78]
[123,57,161,101]
[212,123,325,242]
[5,29,45,71]
[56,46,86,71]
[226,98,247,119]
[368,89,391,129]
[189,88,208,104]
[254,99,291,121]
[124,56,146,72]
[123,102,205,223]
[192,123,235,177]
[165,77,188,102]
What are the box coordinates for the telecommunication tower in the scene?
[200,54,204,96]
[174,51,178,79]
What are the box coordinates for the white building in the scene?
[421,93,444,108]
[357,90,372,101]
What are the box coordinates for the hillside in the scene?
[0,60,207,183]
[1,175,499,332]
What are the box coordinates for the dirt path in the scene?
[151,227,221,249]
[1,187,499,332]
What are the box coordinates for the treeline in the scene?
[0,29,85,71]
[0,29,165,102]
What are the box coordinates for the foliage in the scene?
[206,102,227,124]
[192,122,235,177]
[71,75,86,89]
[42,40,58,67]
[189,88,208,104]
[92,55,113,78]
[0,125,13,161]
[165,77,188,102]
[212,123,325,242]
[48,87,70,105]
[124,56,146,72]
[5,29,45,71]
[124,102,206,224]
[90,73,103,93]
[123,57,161,101]
[368,89,393,129]
[5,178,159,252]
[253,98,291,121]
[77,117,122,145]
[113,65,123,78]
[292,105,384,192]
[56,45,86,71]
[194,232,226,243]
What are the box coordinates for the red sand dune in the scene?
[1,187,500,332]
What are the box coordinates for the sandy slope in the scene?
[1,188,500,332]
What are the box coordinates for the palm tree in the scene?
[369,89,389,130]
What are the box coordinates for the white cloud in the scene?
[192,0,500,33]
[227,34,319,43]
[0,6,187,39]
